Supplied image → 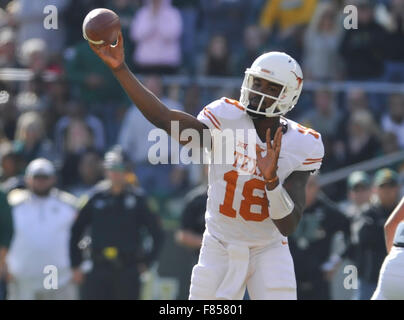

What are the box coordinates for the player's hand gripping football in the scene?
[89,31,125,71]
[256,127,283,190]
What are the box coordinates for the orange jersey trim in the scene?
[224,98,245,111]
[303,160,322,165]
[305,157,323,161]
[204,108,221,126]
[203,109,221,130]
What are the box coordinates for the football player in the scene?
[89,32,324,300]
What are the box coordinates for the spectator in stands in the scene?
[354,168,401,300]
[6,158,78,300]
[0,89,18,141]
[260,0,317,57]
[65,40,127,146]
[234,25,266,76]
[317,135,341,175]
[16,75,55,138]
[339,0,387,80]
[0,28,18,68]
[383,0,404,82]
[130,0,183,74]
[182,83,202,117]
[260,0,318,35]
[199,0,250,53]
[0,149,25,193]
[65,150,103,197]
[340,171,372,221]
[118,75,188,197]
[203,35,232,76]
[345,89,371,114]
[302,2,343,81]
[289,175,351,300]
[338,110,381,166]
[381,93,404,149]
[15,76,51,124]
[12,0,69,55]
[299,89,342,139]
[55,100,105,156]
[13,111,58,165]
[43,76,70,136]
[59,120,97,188]
[172,0,200,74]
[380,132,400,157]
[0,189,13,300]
[19,38,49,75]
[342,88,383,128]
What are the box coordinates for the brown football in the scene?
[82,8,121,46]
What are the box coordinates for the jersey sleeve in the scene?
[295,134,325,172]
[197,99,223,132]
[197,97,246,133]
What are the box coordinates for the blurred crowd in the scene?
[0,0,403,300]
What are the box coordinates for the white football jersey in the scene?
[197,97,324,246]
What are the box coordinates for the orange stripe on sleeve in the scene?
[303,160,322,165]
[204,110,221,130]
[204,108,221,126]
[224,98,245,111]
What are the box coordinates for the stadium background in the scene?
[0,0,403,299]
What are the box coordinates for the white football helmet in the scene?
[240,51,303,117]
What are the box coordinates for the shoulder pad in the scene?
[216,97,246,119]
[7,189,30,206]
[221,97,245,111]
[285,118,325,172]
[199,97,245,130]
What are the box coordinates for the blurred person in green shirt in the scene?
[0,190,13,300]
[65,41,129,146]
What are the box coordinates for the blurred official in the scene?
[340,171,372,220]
[70,146,164,300]
[175,165,209,256]
[354,168,401,300]
[6,158,77,300]
[289,175,351,300]
[175,178,208,298]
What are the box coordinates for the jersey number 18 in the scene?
[219,170,269,222]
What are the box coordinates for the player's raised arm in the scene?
[89,32,208,146]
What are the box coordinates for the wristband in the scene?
[265,183,294,220]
